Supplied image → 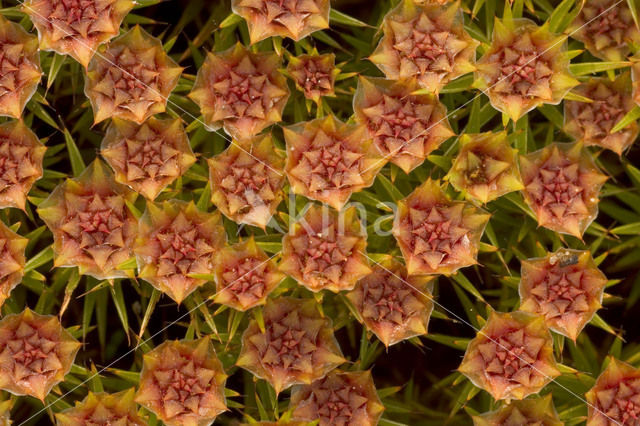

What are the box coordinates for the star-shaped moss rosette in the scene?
[84,25,182,124]
[370,0,478,93]
[0,15,41,119]
[23,0,134,68]
[586,358,640,425]
[237,297,345,393]
[459,310,560,401]
[135,337,227,426]
[231,0,330,44]
[134,200,226,305]
[208,135,285,229]
[212,237,285,311]
[475,18,578,123]
[0,308,81,401]
[353,77,454,174]
[37,159,138,280]
[287,53,339,103]
[567,0,640,62]
[564,73,638,155]
[0,221,27,310]
[55,388,146,426]
[290,370,384,426]
[284,115,385,210]
[519,142,607,239]
[101,117,196,201]
[189,43,290,141]
[279,205,371,293]
[346,255,434,347]
[445,131,524,204]
[471,394,562,426]
[519,249,607,341]
[0,120,46,210]
[392,179,490,275]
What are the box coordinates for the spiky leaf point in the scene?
[283,115,385,210]
[231,0,330,44]
[519,249,607,341]
[471,393,563,425]
[134,200,226,305]
[0,221,27,310]
[212,237,285,311]
[55,388,145,426]
[564,73,638,155]
[0,15,41,119]
[0,398,11,425]
[0,120,46,210]
[446,131,524,203]
[370,0,478,93]
[37,159,138,280]
[585,357,640,425]
[392,179,490,275]
[458,310,560,401]
[23,0,135,68]
[519,142,607,239]
[346,255,434,347]
[475,18,578,123]
[280,204,371,293]
[628,56,640,111]
[208,135,285,229]
[287,53,339,102]
[84,25,183,124]
[353,77,454,174]
[134,337,227,426]
[237,297,345,393]
[101,117,196,200]
[290,370,385,426]
[568,0,640,62]
[189,43,290,141]
[0,308,81,401]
